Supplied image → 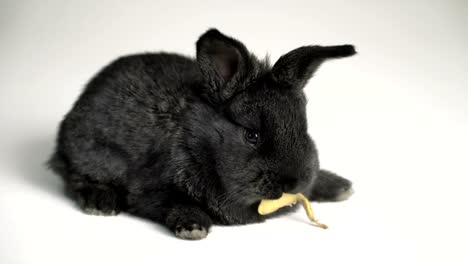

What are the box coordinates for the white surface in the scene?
[1,1,467,263]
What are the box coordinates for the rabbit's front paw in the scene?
[175,223,208,240]
[166,205,212,240]
[309,170,354,202]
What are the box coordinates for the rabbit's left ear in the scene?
[196,29,253,103]
[271,45,356,90]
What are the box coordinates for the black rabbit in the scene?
[48,29,356,240]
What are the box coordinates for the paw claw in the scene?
[334,187,354,201]
[83,207,119,216]
[175,224,208,240]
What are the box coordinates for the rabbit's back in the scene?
[54,53,200,182]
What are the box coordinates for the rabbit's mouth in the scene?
[237,189,283,206]
[261,190,283,200]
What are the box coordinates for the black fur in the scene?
[48,28,356,239]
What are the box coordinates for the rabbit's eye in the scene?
[245,129,259,145]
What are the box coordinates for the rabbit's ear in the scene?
[196,29,253,102]
[271,45,356,90]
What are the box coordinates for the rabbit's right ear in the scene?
[196,29,253,103]
[271,45,356,90]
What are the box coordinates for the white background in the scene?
[1,0,467,263]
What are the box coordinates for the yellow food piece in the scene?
[258,193,328,229]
